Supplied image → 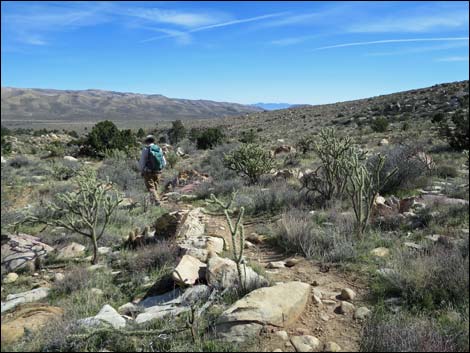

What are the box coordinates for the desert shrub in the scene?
[8,155,31,169]
[52,266,90,295]
[194,127,225,149]
[98,156,143,197]
[168,120,186,145]
[223,144,275,184]
[82,120,137,157]
[234,182,308,216]
[370,117,389,132]
[239,129,257,143]
[165,151,178,169]
[296,135,315,154]
[370,144,430,194]
[361,310,467,352]
[283,152,301,168]
[402,121,410,131]
[276,208,356,263]
[437,109,469,151]
[376,244,469,310]
[119,240,178,275]
[51,159,81,181]
[435,164,459,178]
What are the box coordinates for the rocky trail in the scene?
[198,209,368,352]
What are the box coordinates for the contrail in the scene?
[312,37,469,50]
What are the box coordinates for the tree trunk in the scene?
[92,234,99,264]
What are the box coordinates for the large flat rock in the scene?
[172,255,206,286]
[215,281,311,342]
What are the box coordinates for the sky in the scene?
[1,1,469,105]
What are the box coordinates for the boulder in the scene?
[138,288,183,308]
[340,288,356,301]
[338,301,355,315]
[3,272,19,284]
[267,261,286,269]
[56,242,86,259]
[290,335,322,352]
[275,330,289,341]
[1,233,54,272]
[370,247,390,258]
[354,307,371,321]
[118,302,141,316]
[215,282,311,342]
[324,341,342,352]
[2,287,50,313]
[172,255,206,286]
[53,272,65,282]
[176,208,205,239]
[1,304,63,344]
[94,304,126,329]
[63,156,78,162]
[180,285,211,306]
[135,305,190,324]
[206,255,267,290]
[378,138,389,146]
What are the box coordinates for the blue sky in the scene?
[1,1,469,104]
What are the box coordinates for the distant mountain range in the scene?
[251,103,309,111]
[1,87,263,122]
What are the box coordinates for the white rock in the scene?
[3,272,19,284]
[354,307,371,321]
[275,330,289,341]
[324,341,342,352]
[94,304,126,329]
[56,242,86,259]
[2,287,50,313]
[63,156,78,162]
[290,335,322,352]
[172,255,206,286]
[340,288,356,301]
[215,282,311,342]
[370,247,390,257]
[339,301,355,315]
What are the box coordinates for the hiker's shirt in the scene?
[139,144,153,173]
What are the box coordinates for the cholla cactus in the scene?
[346,152,397,237]
[302,128,361,201]
[25,168,122,264]
[223,144,275,184]
[210,192,246,291]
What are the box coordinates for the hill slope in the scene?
[0,87,262,122]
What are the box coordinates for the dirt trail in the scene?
[201,211,367,352]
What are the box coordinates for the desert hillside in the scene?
[0,87,262,122]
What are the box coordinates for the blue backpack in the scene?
[146,144,166,172]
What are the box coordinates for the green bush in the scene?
[83,121,137,157]
[437,110,469,151]
[296,135,315,154]
[371,117,389,132]
[168,120,186,145]
[195,127,225,150]
[435,164,459,178]
[239,129,257,144]
[223,144,275,184]
[165,151,178,169]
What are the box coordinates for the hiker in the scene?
[139,135,166,206]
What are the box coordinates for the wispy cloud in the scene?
[365,41,469,57]
[349,11,469,33]
[140,12,287,43]
[119,7,227,28]
[270,35,319,46]
[435,56,469,62]
[312,37,470,51]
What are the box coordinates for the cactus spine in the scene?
[210,192,246,291]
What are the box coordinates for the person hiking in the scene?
[139,135,166,206]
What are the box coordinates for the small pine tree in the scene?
[168,120,186,145]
